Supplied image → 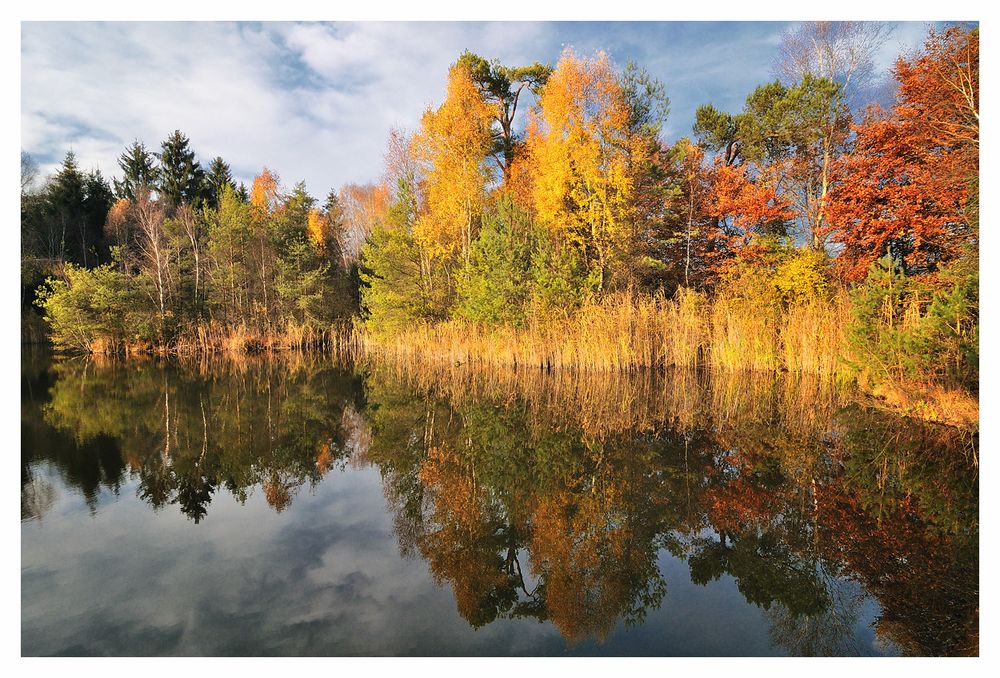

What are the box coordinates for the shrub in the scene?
[529,236,600,320]
[846,255,978,389]
[35,263,152,352]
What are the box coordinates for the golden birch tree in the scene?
[411,62,495,267]
[528,48,635,291]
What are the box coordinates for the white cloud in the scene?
[21,21,555,198]
[21,21,934,198]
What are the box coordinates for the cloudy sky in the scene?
[21,21,936,197]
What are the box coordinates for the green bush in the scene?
[529,236,600,320]
[846,255,978,389]
[36,263,153,352]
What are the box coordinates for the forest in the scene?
[20,23,978,426]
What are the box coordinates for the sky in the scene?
[21,21,937,197]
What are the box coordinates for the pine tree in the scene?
[157,130,205,209]
[113,141,159,201]
[45,151,86,262]
[82,169,114,264]
[204,156,236,209]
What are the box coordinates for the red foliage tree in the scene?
[825,26,978,281]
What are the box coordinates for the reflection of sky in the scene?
[22,461,890,656]
[21,21,940,197]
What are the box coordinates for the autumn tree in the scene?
[825,26,978,280]
[529,48,635,291]
[671,140,716,288]
[412,61,495,268]
[710,161,793,248]
[695,74,850,250]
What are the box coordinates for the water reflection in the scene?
[23,354,364,522]
[21,353,978,656]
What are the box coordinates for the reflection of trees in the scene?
[359,371,708,641]
[358,364,978,654]
[689,449,829,617]
[22,354,977,654]
[817,481,978,656]
[765,577,865,657]
[21,476,56,522]
[22,353,128,517]
[822,406,979,655]
[26,355,364,521]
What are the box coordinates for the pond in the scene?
[21,351,978,656]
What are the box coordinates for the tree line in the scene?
[23,130,357,351]
[22,23,979,398]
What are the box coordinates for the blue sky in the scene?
[21,21,936,196]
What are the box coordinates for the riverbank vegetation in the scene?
[22,23,978,425]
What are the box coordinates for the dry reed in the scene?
[359,289,855,382]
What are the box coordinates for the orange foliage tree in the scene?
[250,167,282,214]
[411,63,495,266]
[825,26,978,280]
[707,161,794,282]
[306,208,332,256]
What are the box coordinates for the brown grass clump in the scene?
[360,289,854,381]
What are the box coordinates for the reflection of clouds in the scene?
[22,465,565,655]
[20,459,876,656]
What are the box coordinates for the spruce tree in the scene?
[82,169,114,264]
[113,141,159,201]
[45,151,86,262]
[157,130,205,208]
[204,156,236,209]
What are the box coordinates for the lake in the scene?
[21,351,978,656]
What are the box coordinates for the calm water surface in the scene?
[21,352,978,656]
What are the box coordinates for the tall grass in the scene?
[76,319,360,358]
[359,288,854,382]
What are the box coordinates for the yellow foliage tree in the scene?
[528,48,635,290]
[250,167,281,214]
[306,208,330,256]
[411,62,495,265]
